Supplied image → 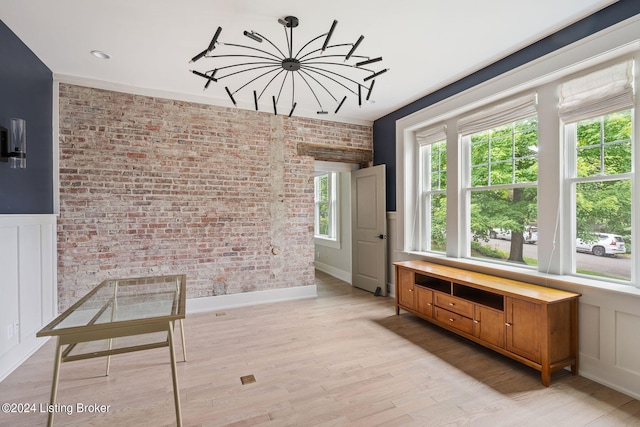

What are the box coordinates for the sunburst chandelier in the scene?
[189,16,387,117]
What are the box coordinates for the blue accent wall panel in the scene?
[0,20,53,214]
[373,0,640,212]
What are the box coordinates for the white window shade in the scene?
[458,94,538,136]
[416,124,447,145]
[559,60,634,124]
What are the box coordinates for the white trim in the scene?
[314,262,351,284]
[186,285,317,314]
[315,236,341,250]
[52,81,60,215]
[314,160,359,173]
[0,214,57,382]
[54,74,373,127]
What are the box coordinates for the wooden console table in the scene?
[37,275,187,426]
[394,261,580,386]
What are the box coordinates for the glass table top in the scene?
[38,275,186,336]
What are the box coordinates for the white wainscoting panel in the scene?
[580,303,600,360]
[0,215,57,382]
[615,311,640,374]
[386,213,640,400]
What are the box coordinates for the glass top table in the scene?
[37,275,187,426]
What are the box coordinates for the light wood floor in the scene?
[1,271,640,426]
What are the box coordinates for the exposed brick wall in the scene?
[57,84,372,310]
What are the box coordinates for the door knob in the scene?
[377,234,387,240]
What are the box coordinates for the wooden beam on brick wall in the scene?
[297,143,372,165]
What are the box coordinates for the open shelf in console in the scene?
[415,273,451,294]
[453,283,504,311]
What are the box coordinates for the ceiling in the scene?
[0,0,618,124]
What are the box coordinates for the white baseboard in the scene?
[0,335,50,383]
[186,285,317,314]
[314,262,351,284]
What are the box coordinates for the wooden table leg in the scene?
[168,322,183,427]
[47,337,64,427]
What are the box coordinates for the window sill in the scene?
[403,250,640,298]
[315,236,341,250]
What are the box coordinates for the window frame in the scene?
[418,139,447,253]
[314,171,340,247]
[564,110,634,283]
[461,114,539,264]
[397,44,640,290]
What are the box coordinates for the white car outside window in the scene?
[576,233,626,257]
[490,226,537,244]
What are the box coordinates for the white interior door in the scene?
[351,165,387,295]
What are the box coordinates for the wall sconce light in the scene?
[1,118,27,169]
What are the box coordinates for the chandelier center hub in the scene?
[282,58,301,72]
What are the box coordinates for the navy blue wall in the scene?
[373,0,640,212]
[0,20,53,214]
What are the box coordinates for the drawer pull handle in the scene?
[449,303,454,306]
[474,320,479,324]
[449,318,455,322]
[505,322,512,327]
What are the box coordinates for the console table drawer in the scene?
[434,306,474,335]
[434,293,474,318]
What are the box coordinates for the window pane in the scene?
[430,193,447,252]
[436,141,447,171]
[471,138,488,167]
[438,171,447,190]
[577,118,601,148]
[316,175,328,202]
[577,146,601,178]
[314,172,337,239]
[576,110,632,177]
[490,135,511,162]
[470,188,538,266]
[469,116,538,187]
[428,171,439,190]
[575,180,630,281]
[471,165,489,187]
[490,162,512,185]
[515,158,538,183]
[317,201,330,236]
[604,141,632,175]
[427,141,447,191]
[603,110,632,143]
[421,140,447,252]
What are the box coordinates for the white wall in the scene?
[314,168,353,283]
[0,215,57,382]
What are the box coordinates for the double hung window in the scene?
[417,126,447,252]
[314,172,338,240]
[460,95,539,265]
[561,61,634,281]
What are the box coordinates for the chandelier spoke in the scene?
[258,69,286,101]
[230,67,283,95]
[253,31,288,59]
[301,65,366,94]
[297,44,355,62]
[275,71,290,105]
[214,62,279,77]
[294,33,326,59]
[296,71,326,111]
[298,69,339,103]
[219,43,283,61]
